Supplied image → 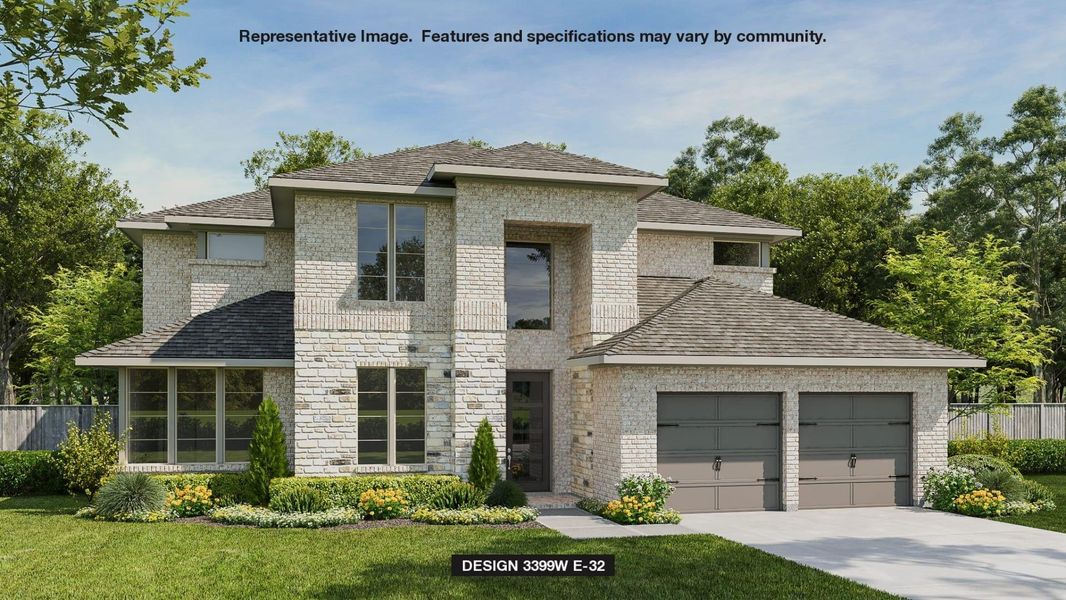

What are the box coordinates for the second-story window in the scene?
[357,202,425,301]
[713,241,761,267]
[505,242,551,329]
[196,232,265,261]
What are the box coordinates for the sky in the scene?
[74,0,1066,214]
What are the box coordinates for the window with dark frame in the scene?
[176,368,216,464]
[357,367,426,465]
[713,241,761,267]
[224,369,264,462]
[357,202,425,301]
[505,242,552,329]
[128,368,167,463]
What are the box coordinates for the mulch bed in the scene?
[171,515,544,531]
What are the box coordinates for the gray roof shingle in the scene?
[78,291,293,361]
[579,277,979,361]
[638,276,695,320]
[638,192,800,232]
[123,189,273,224]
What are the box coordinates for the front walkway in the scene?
[538,506,1066,600]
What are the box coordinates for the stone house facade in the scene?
[78,141,983,512]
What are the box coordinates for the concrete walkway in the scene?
[538,506,1066,600]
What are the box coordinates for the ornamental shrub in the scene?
[485,479,527,508]
[1008,439,1066,474]
[921,466,980,511]
[150,473,250,506]
[166,485,214,517]
[210,505,361,528]
[949,431,1017,462]
[269,485,330,513]
[1019,478,1055,504]
[468,418,499,492]
[52,411,123,497]
[246,397,289,505]
[426,481,484,510]
[95,472,167,518]
[948,454,1023,480]
[616,474,674,510]
[75,505,171,523]
[975,468,1027,502]
[575,497,605,515]
[0,451,64,495]
[268,474,459,508]
[953,489,1006,517]
[411,506,539,525]
[358,488,409,519]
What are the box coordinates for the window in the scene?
[224,369,264,462]
[129,369,167,463]
[177,369,216,463]
[714,241,761,267]
[505,242,551,329]
[357,367,425,465]
[357,202,425,301]
[196,232,265,261]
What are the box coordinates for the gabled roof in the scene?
[75,292,294,366]
[574,277,984,368]
[638,192,801,239]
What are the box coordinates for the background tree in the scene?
[242,129,367,188]
[666,116,779,200]
[0,111,137,404]
[27,263,141,405]
[1,0,208,134]
[873,232,1055,413]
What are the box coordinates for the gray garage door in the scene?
[657,393,780,512]
[799,393,911,509]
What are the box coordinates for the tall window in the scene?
[177,369,216,463]
[505,242,551,329]
[129,369,167,463]
[714,241,761,267]
[357,367,425,465]
[196,232,265,261]
[357,202,425,301]
[224,369,264,462]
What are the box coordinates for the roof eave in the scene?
[428,163,667,199]
[566,354,986,368]
[637,221,802,243]
[75,356,294,367]
[267,177,456,197]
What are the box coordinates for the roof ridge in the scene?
[493,142,661,177]
[595,276,710,355]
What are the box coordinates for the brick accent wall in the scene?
[191,230,294,315]
[637,230,774,293]
[709,266,775,294]
[142,232,194,330]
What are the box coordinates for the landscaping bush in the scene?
[75,505,170,523]
[1019,478,1056,504]
[94,472,167,518]
[921,466,980,511]
[976,468,1027,502]
[948,454,1023,480]
[575,497,605,515]
[166,484,214,517]
[268,474,459,509]
[953,489,1006,517]
[150,473,250,506]
[0,451,64,495]
[1007,439,1066,474]
[270,485,330,513]
[358,488,409,519]
[210,505,361,528]
[616,473,674,510]
[410,506,539,525]
[426,481,484,510]
[468,418,499,491]
[484,479,527,508]
[246,397,289,505]
[52,411,123,497]
[948,431,1017,462]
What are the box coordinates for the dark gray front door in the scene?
[506,371,550,491]
[799,393,911,509]
[657,393,781,512]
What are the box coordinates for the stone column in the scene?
[781,390,800,511]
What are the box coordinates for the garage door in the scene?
[657,393,780,512]
[799,393,911,509]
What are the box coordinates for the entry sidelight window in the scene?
[357,367,426,465]
[505,242,551,329]
[357,202,426,301]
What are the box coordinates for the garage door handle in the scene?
[799,477,818,481]
[849,454,857,468]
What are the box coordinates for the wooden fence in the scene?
[949,403,1066,440]
[0,405,118,451]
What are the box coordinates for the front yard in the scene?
[1000,474,1066,533]
[0,496,897,600]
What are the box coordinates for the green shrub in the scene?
[921,466,980,511]
[616,474,674,510]
[975,468,1027,502]
[75,505,171,523]
[246,397,289,505]
[269,485,330,513]
[94,473,167,518]
[1008,439,1066,474]
[948,431,1017,462]
[468,418,499,491]
[948,454,1023,480]
[0,451,64,495]
[410,506,539,525]
[575,497,605,515]
[52,411,123,497]
[426,481,484,509]
[269,474,459,509]
[484,479,527,508]
[210,505,361,528]
[150,472,250,506]
[1019,478,1056,504]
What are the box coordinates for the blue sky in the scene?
[77,1,1066,213]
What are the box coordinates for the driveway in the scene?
[682,507,1066,600]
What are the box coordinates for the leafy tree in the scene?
[242,129,367,188]
[246,397,288,505]
[710,161,908,319]
[666,116,779,200]
[1,0,208,134]
[0,111,137,404]
[468,418,499,491]
[873,232,1056,412]
[26,263,141,404]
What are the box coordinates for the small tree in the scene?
[245,397,288,505]
[51,410,123,497]
[468,418,500,491]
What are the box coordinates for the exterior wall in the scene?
[581,365,949,510]
[265,367,296,468]
[636,230,774,293]
[709,266,775,294]
[142,232,194,330]
[190,230,294,315]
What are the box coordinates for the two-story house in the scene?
[76,141,983,512]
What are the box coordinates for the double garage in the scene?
[658,392,912,512]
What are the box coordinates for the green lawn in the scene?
[0,496,896,600]
[1000,474,1066,533]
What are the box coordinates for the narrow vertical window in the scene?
[357,368,388,464]
[224,369,264,462]
[394,205,425,301]
[505,242,552,329]
[357,203,389,300]
[128,369,167,463]
[176,369,216,463]
[357,202,426,301]
[394,368,426,464]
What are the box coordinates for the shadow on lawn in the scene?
[0,495,84,515]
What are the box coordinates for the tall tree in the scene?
[241,130,367,188]
[1,0,208,134]
[0,111,136,403]
[666,116,779,200]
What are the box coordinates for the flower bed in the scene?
[210,505,362,528]
[75,506,171,523]
[922,464,1056,518]
[410,506,538,525]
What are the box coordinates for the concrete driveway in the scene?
[682,507,1066,600]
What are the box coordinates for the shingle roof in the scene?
[77,292,293,361]
[638,192,800,232]
[638,276,695,320]
[123,189,273,224]
[577,277,979,361]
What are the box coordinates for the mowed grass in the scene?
[0,496,897,600]
[1000,474,1066,534]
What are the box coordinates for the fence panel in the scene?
[949,403,1066,440]
[0,405,118,451]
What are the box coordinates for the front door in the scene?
[505,371,551,491]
